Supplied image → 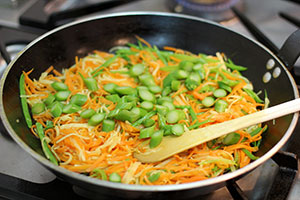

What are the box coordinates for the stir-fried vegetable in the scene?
[19,37,268,185]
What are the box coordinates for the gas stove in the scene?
[0,0,300,199]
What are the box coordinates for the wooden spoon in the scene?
[134,98,300,163]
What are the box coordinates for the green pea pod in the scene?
[19,74,32,128]
[35,122,58,165]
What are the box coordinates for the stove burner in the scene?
[169,0,243,22]
[0,43,27,77]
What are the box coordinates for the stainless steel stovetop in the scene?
[0,0,300,199]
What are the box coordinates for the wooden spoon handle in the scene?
[134,98,300,163]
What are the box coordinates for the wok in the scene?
[0,12,300,199]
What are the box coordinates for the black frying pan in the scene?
[0,12,300,199]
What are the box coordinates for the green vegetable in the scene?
[148,172,161,182]
[213,89,227,98]
[225,59,247,71]
[106,94,120,103]
[140,101,154,111]
[138,89,155,102]
[62,103,81,114]
[166,110,185,123]
[92,55,119,76]
[102,119,115,132]
[161,101,175,111]
[202,96,215,107]
[188,119,211,130]
[171,124,184,136]
[50,102,63,118]
[157,97,173,104]
[91,169,107,180]
[31,103,45,115]
[79,73,98,91]
[115,110,139,123]
[131,107,147,118]
[88,113,106,126]
[179,60,194,72]
[155,105,169,116]
[103,83,118,94]
[214,99,228,113]
[161,86,172,96]
[129,64,145,76]
[222,132,240,145]
[109,172,121,183]
[51,82,69,91]
[70,94,88,106]
[44,93,55,106]
[150,130,164,148]
[35,122,58,165]
[148,85,162,94]
[132,111,156,127]
[242,149,259,160]
[171,80,181,91]
[19,74,32,128]
[139,74,156,86]
[174,70,189,79]
[115,86,136,95]
[243,88,263,103]
[218,81,232,93]
[139,126,155,139]
[54,91,71,101]
[80,109,96,119]
[143,118,155,127]
[45,121,54,130]
[185,72,201,91]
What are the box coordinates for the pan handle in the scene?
[278,29,300,71]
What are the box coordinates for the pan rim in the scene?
[0,11,299,192]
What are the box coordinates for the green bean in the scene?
[88,113,106,126]
[70,94,88,106]
[143,118,155,127]
[225,59,247,71]
[155,105,169,116]
[44,93,55,106]
[162,101,175,111]
[35,122,58,165]
[31,103,45,115]
[171,80,181,91]
[106,94,120,103]
[45,120,54,130]
[51,82,69,91]
[217,81,232,93]
[62,103,81,114]
[129,63,145,77]
[139,126,155,139]
[171,124,184,136]
[80,109,96,119]
[161,86,172,96]
[202,96,215,107]
[19,74,32,128]
[187,106,198,122]
[102,119,115,132]
[115,110,139,123]
[79,73,98,91]
[92,55,119,76]
[103,83,118,94]
[140,101,154,111]
[109,172,121,183]
[242,149,259,160]
[174,70,189,79]
[222,132,240,145]
[150,130,164,148]
[50,102,63,118]
[157,97,173,104]
[214,99,228,113]
[213,89,227,98]
[148,85,162,94]
[115,86,136,95]
[243,88,263,103]
[131,107,147,118]
[138,89,155,102]
[179,60,194,72]
[153,45,167,66]
[91,169,107,180]
[188,119,211,130]
[54,91,71,101]
[132,111,156,127]
[139,74,156,86]
[148,172,161,182]
[166,110,185,123]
